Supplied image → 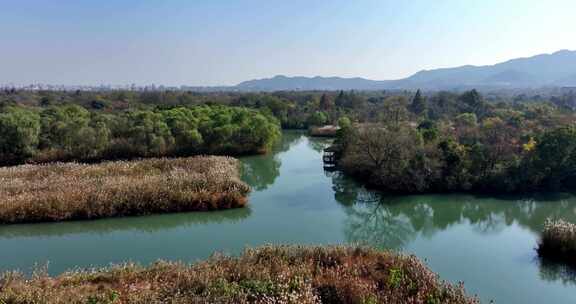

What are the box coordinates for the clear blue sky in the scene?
[1,0,575,86]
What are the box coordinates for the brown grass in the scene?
[538,219,576,265]
[309,125,340,137]
[0,156,251,224]
[0,245,478,304]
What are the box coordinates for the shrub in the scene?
[0,245,478,304]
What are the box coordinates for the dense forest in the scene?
[333,90,576,193]
[1,87,576,194]
[0,101,280,165]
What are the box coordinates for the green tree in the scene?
[337,116,352,129]
[0,107,41,163]
[40,105,91,153]
[308,111,328,126]
[531,126,576,189]
[124,110,175,156]
[162,107,203,154]
[459,89,489,118]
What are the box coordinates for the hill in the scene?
[236,50,576,90]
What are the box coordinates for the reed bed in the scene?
[0,156,251,224]
[0,245,477,304]
[538,219,576,265]
[308,125,340,137]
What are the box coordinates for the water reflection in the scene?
[343,203,416,250]
[241,131,302,190]
[306,136,333,153]
[0,132,304,240]
[329,171,576,250]
[538,258,576,286]
[0,207,251,239]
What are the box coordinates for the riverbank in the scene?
[0,156,250,224]
[0,245,477,304]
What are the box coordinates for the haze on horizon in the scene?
[2,0,576,86]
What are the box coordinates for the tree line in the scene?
[2,87,576,193]
[0,104,280,165]
[334,90,576,193]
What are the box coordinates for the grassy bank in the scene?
[0,245,477,304]
[538,219,576,265]
[0,156,250,224]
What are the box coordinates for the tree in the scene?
[409,89,427,116]
[319,93,334,111]
[454,113,479,145]
[454,113,478,128]
[438,139,472,190]
[91,96,111,110]
[40,105,91,152]
[124,110,175,156]
[40,95,54,107]
[337,116,352,129]
[531,126,576,189]
[162,107,203,154]
[340,125,428,192]
[0,107,40,163]
[459,89,489,118]
[308,111,328,126]
[379,96,409,127]
[417,120,439,143]
[335,91,346,107]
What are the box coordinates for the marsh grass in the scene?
[538,219,576,265]
[309,125,339,137]
[0,156,250,224]
[0,245,477,304]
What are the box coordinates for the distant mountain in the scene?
[235,50,576,91]
[236,75,392,91]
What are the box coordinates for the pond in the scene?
[1,131,576,303]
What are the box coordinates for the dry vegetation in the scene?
[0,156,250,224]
[0,245,478,304]
[538,219,576,265]
[309,125,340,137]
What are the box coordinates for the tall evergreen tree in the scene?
[335,90,346,107]
[319,93,334,111]
[409,89,427,116]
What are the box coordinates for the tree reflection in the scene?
[330,171,576,250]
[306,136,333,153]
[538,258,576,286]
[343,203,416,250]
[241,131,303,190]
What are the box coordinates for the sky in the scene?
[1,0,576,86]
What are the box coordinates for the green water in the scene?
[1,131,576,303]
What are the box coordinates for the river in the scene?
[1,131,576,303]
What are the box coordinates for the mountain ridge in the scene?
[236,50,576,91]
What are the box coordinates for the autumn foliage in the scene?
[0,246,478,304]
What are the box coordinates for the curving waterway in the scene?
[1,131,576,303]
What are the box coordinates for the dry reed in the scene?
[538,218,576,265]
[309,125,340,137]
[0,245,478,304]
[0,156,251,224]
